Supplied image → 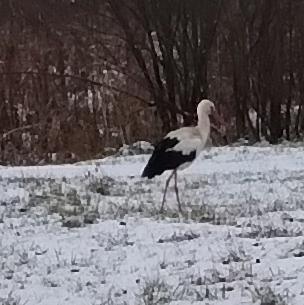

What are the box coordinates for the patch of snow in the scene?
[117,141,154,156]
[0,146,304,304]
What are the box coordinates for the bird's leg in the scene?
[160,171,175,213]
[174,170,182,213]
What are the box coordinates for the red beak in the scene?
[211,109,226,136]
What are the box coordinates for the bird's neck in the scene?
[197,113,210,143]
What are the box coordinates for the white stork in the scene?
[142,99,223,213]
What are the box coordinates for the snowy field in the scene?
[1,146,304,304]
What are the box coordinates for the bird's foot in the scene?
[177,210,186,222]
[177,203,183,214]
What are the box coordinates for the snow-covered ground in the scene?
[1,146,304,304]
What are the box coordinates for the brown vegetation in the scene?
[1,0,304,165]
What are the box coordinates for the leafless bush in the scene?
[136,278,172,305]
[250,285,289,305]
[2,0,304,165]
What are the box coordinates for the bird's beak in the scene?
[210,108,226,136]
[211,107,223,124]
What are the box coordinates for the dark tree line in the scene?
[108,0,222,130]
[1,0,304,164]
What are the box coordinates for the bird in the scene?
[141,99,223,213]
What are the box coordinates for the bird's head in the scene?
[197,99,226,134]
[197,99,216,117]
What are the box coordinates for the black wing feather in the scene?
[141,137,196,179]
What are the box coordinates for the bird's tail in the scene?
[142,162,163,179]
[141,164,154,179]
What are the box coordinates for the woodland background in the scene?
[1,0,304,165]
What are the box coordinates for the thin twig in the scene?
[2,123,41,138]
[0,70,149,105]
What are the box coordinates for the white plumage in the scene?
[142,99,222,213]
[166,128,205,156]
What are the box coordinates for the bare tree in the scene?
[107,0,223,132]
[2,0,304,164]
